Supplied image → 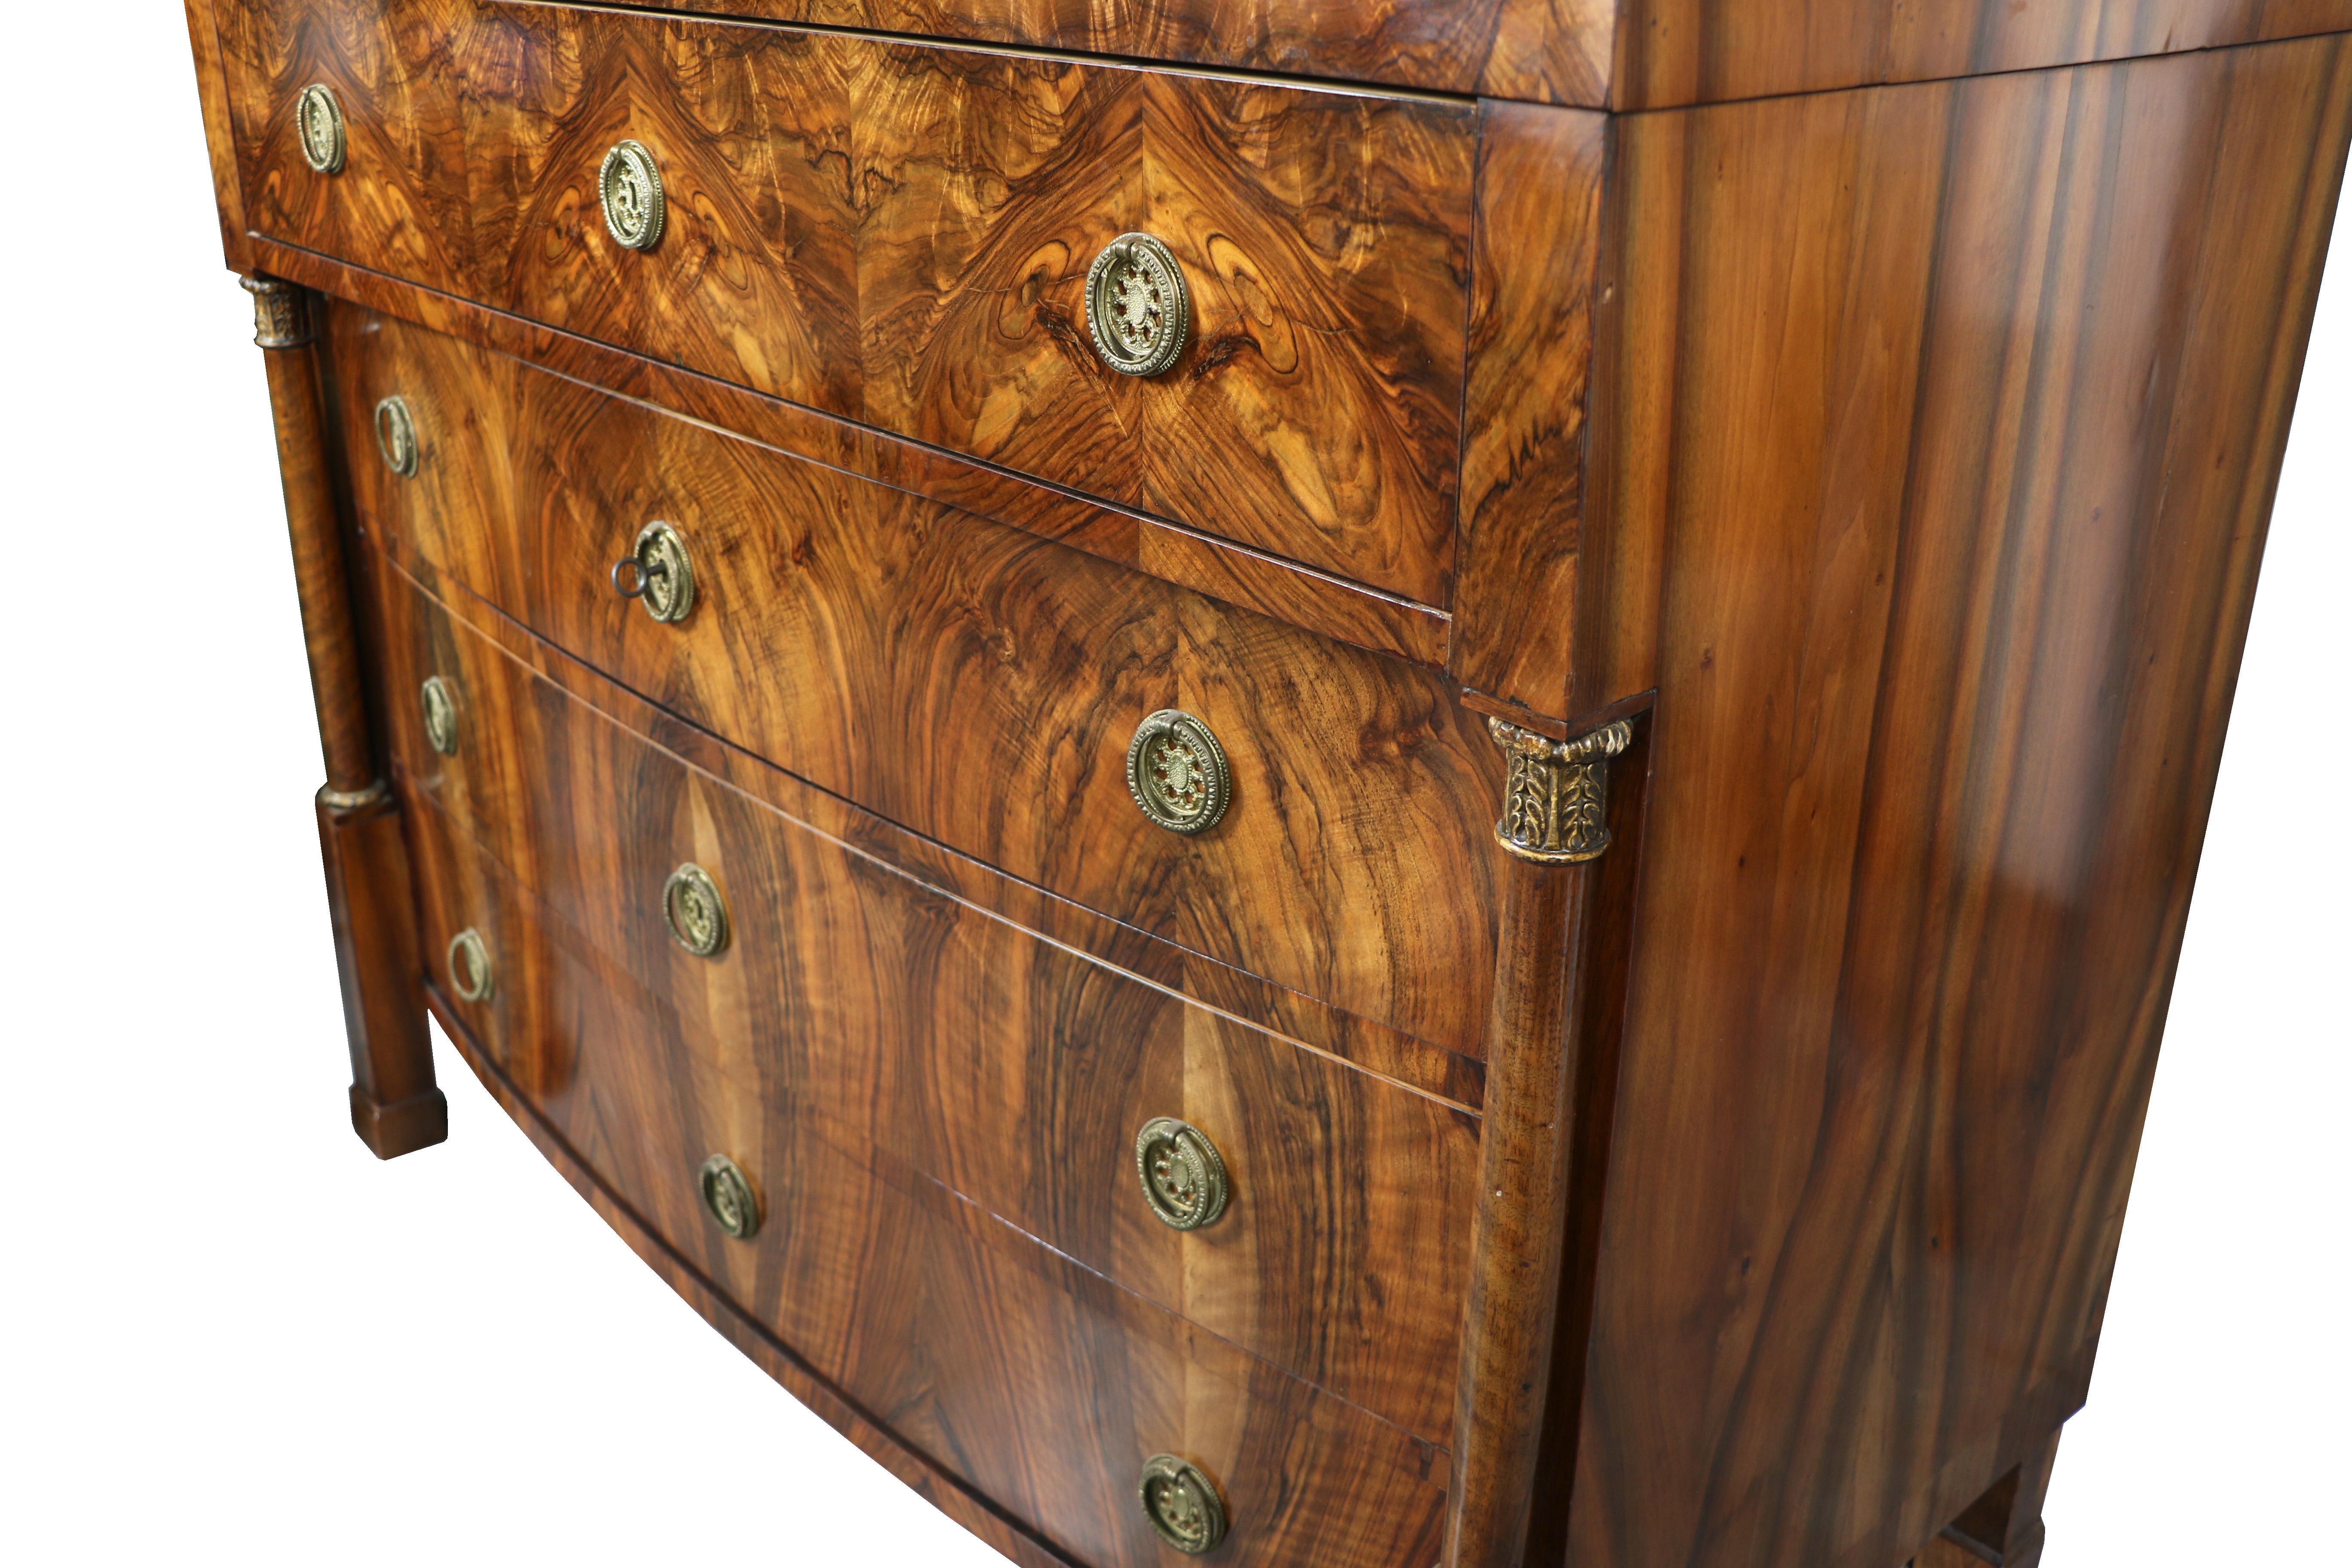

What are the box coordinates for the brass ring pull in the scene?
[1134,1118,1229,1231]
[375,396,419,478]
[698,1153,760,1240]
[420,675,459,757]
[1127,710,1231,835]
[447,928,493,1003]
[600,140,665,251]
[663,863,730,958]
[1085,233,1189,377]
[1138,1456,1227,1555]
[295,83,346,175]
[616,521,695,623]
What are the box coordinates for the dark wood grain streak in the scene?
[1452,101,1608,726]
[331,305,1506,1060]
[1612,0,2352,110]
[1562,37,2352,1568]
[589,0,1620,107]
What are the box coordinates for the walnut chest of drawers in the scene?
[181,3,2352,1565]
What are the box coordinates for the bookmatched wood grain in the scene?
[214,0,1478,604]
[330,306,1507,1060]
[1561,36,2352,1568]
[378,556,1478,1454]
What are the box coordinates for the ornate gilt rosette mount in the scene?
[1488,717,1635,864]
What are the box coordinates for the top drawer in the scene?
[212,0,1475,603]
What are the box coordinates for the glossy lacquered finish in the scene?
[184,0,2352,1565]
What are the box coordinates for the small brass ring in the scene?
[375,395,419,478]
[1134,1118,1230,1231]
[698,1153,760,1240]
[599,140,666,251]
[663,863,730,958]
[1138,1455,1227,1555]
[447,928,493,1003]
[420,675,459,757]
[1127,710,1231,836]
[295,83,346,175]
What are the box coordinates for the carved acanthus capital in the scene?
[1488,717,1635,864]
[242,276,313,349]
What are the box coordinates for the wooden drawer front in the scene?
[405,795,1449,1568]
[375,560,1478,1443]
[339,308,1504,1062]
[216,0,1474,601]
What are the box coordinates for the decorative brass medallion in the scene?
[1085,234,1190,377]
[663,863,731,958]
[447,928,494,1003]
[295,83,346,175]
[1134,1118,1229,1231]
[375,395,419,478]
[698,1153,760,1240]
[612,521,695,623]
[1137,1455,1227,1555]
[1488,717,1636,864]
[1127,710,1231,835]
[419,676,459,756]
[599,140,665,251]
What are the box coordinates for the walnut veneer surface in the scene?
[186,2,2352,1565]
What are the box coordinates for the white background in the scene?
[1,11,2343,1565]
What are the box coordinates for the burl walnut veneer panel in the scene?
[380,557,1474,1472]
[1556,35,2352,1568]
[217,0,1475,603]
[329,307,1507,1061]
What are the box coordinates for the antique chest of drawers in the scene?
[181,3,2352,1565]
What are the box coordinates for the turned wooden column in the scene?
[246,276,447,1159]
[1446,717,1639,1568]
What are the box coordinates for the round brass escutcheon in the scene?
[375,395,419,478]
[295,83,346,175]
[1138,1455,1227,1556]
[1085,233,1189,377]
[599,140,665,251]
[1127,710,1231,836]
[698,1153,760,1240]
[663,863,730,958]
[615,520,695,624]
[420,675,459,757]
[1133,1118,1229,1231]
[447,927,494,1003]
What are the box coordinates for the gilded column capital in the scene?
[1487,717,1635,864]
[242,275,313,349]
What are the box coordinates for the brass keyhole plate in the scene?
[1138,1455,1227,1555]
[1127,710,1231,835]
[600,140,665,251]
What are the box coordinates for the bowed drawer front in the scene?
[215,0,1475,601]
[369,560,1481,1442]
[334,307,1505,1060]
